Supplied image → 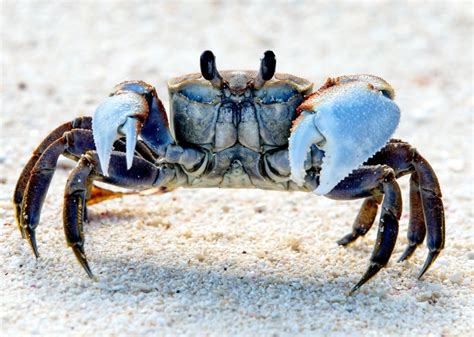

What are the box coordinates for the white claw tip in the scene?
[122,118,139,170]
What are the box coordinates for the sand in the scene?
[1,1,473,336]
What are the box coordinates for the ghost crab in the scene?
[13,50,445,293]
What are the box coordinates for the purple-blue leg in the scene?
[326,165,402,294]
[397,172,426,262]
[13,117,92,238]
[63,151,175,278]
[336,195,383,246]
[19,128,96,257]
[365,140,445,279]
[15,125,158,258]
[411,152,444,278]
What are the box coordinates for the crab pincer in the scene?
[93,92,146,174]
[92,83,152,175]
[289,75,400,195]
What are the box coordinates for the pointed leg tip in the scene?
[336,239,349,246]
[350,262,383,294]
[71,245,95,279]
[397,243,418,263]
[417,250,440,280]
[336,233,357,246]
[397,255,406,263]
[348,284,361,296]
[25,228,40,258]
[417,267,428,280]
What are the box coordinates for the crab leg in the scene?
[398,172,426,262]
[64,151,175,278]
[336,195,383,246]
[14,115,154,230]
[327,165,402,294]
[337,171,426,256]
[412,152,444,278]
[13,117,92,237]
[20,129,96,257]
[363,140,445,277]
[18,127,161,257]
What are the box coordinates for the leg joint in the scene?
[380,165,396,182]
[71,116,92,129]
[81,151,98,168]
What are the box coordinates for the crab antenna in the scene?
[200,50,223,88]
[254,50,276,88]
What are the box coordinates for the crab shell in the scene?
[166,70,313,142]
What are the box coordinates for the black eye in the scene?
[254,84,298,104]
[179,84,219,103]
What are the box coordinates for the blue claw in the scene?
[289,76,400,195]
[92,92,148,175]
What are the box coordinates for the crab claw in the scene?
[288,111,325,186]
[92,92,148,175]
[289,75,400,195]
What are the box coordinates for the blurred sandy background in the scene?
[1,1,473,336]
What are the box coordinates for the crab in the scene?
[13,50,445,293]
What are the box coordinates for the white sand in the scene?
[1,1,473,336]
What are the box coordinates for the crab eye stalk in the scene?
[254,50,276,89]
[200,50,224,88]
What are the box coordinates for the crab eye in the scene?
[255,84,298,104]
[179,84,219,103]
